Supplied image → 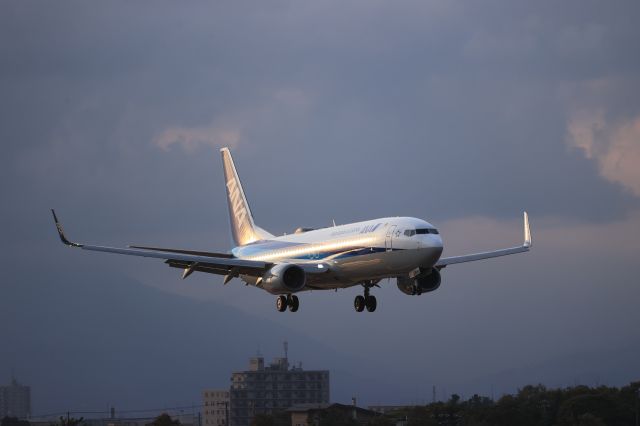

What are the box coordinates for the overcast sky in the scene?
[1,0,640,415]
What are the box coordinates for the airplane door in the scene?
[385,225,397,251]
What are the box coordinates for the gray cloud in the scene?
[2,0,640,412]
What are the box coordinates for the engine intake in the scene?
[397,268,441,295]
[261,264,306,294]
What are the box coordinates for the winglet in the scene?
[523,211,532,248]
[51,209,82,247]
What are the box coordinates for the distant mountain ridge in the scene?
[0,267,401,414]
[2,266,638,414]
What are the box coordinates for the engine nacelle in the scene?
[261,264,306,294]
[397,269,441,295]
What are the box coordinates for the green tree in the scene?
[448,394,460,405]
[249,414,274,426]
[576,413,607,426]
[404,406,438,426]
[318,407,358,426]
[148,414,180,426]
[2,417,30,426]
[556,393,624,426]
[365,416,394,426]
[248,412,288,426]
[54,416,84,426]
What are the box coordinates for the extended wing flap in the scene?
[165,260,238,276]
[79,244,270,270]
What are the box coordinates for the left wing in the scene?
[51,209,271,280]
[436,212,532,268]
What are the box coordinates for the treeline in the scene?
[3,382,638,426]
[397,382,640,426]
[1,413,179,426]
[250,381,640,426]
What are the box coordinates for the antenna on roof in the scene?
[332,219,337,227]
[283,340,288,360]
[10,368,17,386]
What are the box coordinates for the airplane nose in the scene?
[431,235,443,257]
[417,235,443,265]
[419,234,443,250]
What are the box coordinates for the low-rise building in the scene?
[202,389,230,426]
[229,356,330,426]
[287,403,380,426]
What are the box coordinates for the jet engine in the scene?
[261,263,306,294]
[397,269,441,295]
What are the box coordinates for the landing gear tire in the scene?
[365,295,377,312]
[354,295,365,312]
[276,295,288,312]
[288,295,299,312]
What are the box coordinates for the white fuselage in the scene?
[232,217,444,289]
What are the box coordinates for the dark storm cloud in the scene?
[1,0,640,412]
[2,0,640,233]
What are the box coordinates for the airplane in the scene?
[52,147,532,313]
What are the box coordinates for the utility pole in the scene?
[284,340,289,370]
[636,388,640,426]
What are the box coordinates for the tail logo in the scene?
[226,177,248,232]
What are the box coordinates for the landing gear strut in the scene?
[276,294,299,312]
[354,282,377,312]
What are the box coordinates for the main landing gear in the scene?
[354,283,377,313]
[276,294,299,312]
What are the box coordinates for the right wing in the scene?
[436,212,532,268]
[51,209,271,280]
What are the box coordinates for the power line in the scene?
[30,404,205,420]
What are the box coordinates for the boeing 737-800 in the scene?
[52,147,531,312]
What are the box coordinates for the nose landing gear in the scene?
[276,294,299,312]
[354,282,377,312]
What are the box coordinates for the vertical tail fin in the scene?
[220,148,273,246]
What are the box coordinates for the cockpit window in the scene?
[404,229,416,237]
[415,228,439,235]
